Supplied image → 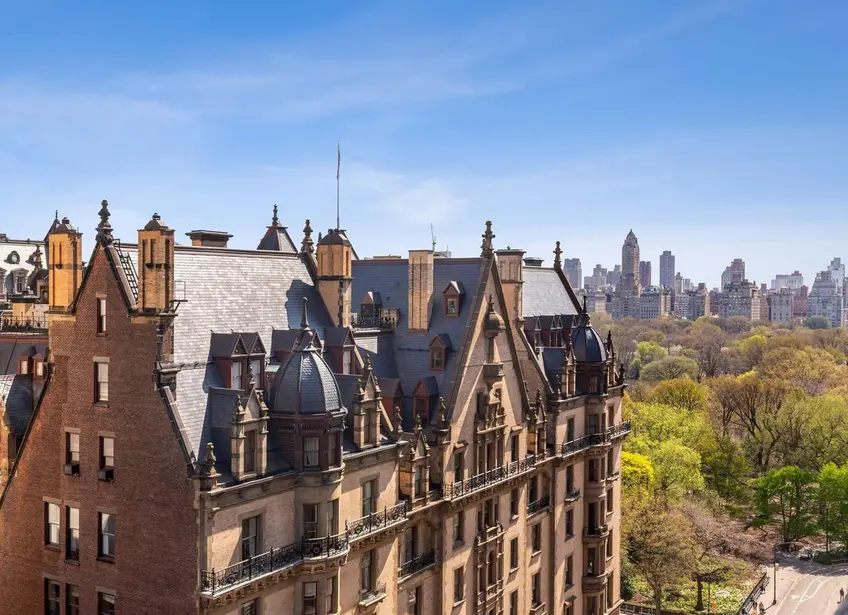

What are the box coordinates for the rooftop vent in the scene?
[186,230,233,248]
[523,257,544,267]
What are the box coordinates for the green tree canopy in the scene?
[755,465,816,542]
[806,315,831,330]
[650,378,709,413]
[640,356,700,383]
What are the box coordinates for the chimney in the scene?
[186,230,233,248]
[316,229,353,327]
[523,257,543,267]
[47,217,83,312]
[496,248,525,325]
[138,213,176,313]
[408,250,434,332]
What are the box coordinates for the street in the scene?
[763,554,848,615]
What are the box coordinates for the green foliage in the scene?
[640,355,700,383]
[622,451,655,496]
[650,378,709,413]
[818,462,848,551]
[806,315,831,329]
[636,341,668,364]
[702,437,751,503]
[653,441,705,500]
[755,466,817,542]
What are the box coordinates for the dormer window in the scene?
[414,395,429,423]
[18,358,29,375]
[443,282,464,317]
[250,358,264,388]
[429,335,451,372]
[231,361,243,389]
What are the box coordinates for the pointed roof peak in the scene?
[97,199,113,243]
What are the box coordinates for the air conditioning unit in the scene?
[98,468,115,482]
[63,462,80,477]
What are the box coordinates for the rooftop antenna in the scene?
[430,223,437,252]
[336,142,341,230]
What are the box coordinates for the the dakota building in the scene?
[0,204,630,615]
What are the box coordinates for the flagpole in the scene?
[336,142,341,230]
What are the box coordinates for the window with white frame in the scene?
[44,502,60,546]
[95,361,109,402]
[303,436,319,468]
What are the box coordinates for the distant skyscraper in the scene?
[639,261,652,288]
[607,264,622,288]
[809,270,843,327]
[721,258,746,289]
[772,271,804,290]
[829,258,845,293]
[563,258,582,290]
[611,230,641,318]
[659,250,675,289]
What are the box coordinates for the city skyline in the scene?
[2,2,848,288]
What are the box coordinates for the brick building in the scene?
[0,205,629,615]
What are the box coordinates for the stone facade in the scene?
[716,280,762,321]
[768,288,794,323]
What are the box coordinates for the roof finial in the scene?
[300,296,310,330]
[363,353,372,377]
[272,204,279,226]
[394,402,403,436]
[202,442,217,476]
[553,241,563,269]
[480,220,495,258]
[54,210,59,223]
[302,219,314,255]
[96,199,113,244]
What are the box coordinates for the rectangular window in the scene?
[326,575,338,614]
[329,431,340,465]
[244,430,256,474]
[429,348,444,370]
[453,451,464,481]
[588,414,598,434]
[19,359,28,375]
[528,475,538,503]
[364,410,375,445]
[304,436,319,468]
[510,537,518,569]
[303,581,318,615]
[45,579,60,615]
[566,464,574,493]
[532,524,541,552]
[410,586,421,615]
[532,572,541,606]
[95,361,109,402]
[588,458,597,482]
[453,512,464,543]
[587,548,596,576]
[240,601,257,615]
[607,529,614,558]
[36,360,45,377]
[65,432,80,475]
[414,465,423,496]
[241,516,259,560]
[510,434,519,462]
[453,567,464,603]
[231,361,243,389]
[608,451,614,475]
[303,504,319,539]
[99,436,114,480]
[327,499,339,535]
[342,349,353,375]
[510,591,518,615]
[564,509,573,539]
[66,584,80,615]
[360,550,373,591]
[45,502,60,547]
[98,591,115,615]
[566,417,575,442]
[362,480,375,517]
[607,488,613,514]
[588,502,597,531]
[251,358,263,387]
[566,554,573,586]
[510,488,518,517]
[97,298,106,334]
[98,512,115,559]
[404,527,417,563]
[66,506,79,561]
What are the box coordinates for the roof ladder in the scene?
[114,240,139,303]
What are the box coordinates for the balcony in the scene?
[352,309,398,331]
[476,523,504,546]
[582,572,609,594]
[609,420,632,440]
[560,435,591,458]
[200,533,350,596]
[399,549,437,579]
[482,362,505,384]
[0,314,47,334]
[444,455,537,500]
[527,495,551,516]
[583,525,610,543]
[358,582,387,608]
[529,601,547,615]
[346,502,408,543]
[564,488,580,503]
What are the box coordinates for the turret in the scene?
[137,213,175,313]
[47,216,83,311]
[316,229,353,327]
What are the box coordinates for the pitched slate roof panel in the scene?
[522,267,580,317]
[0,374,34,435]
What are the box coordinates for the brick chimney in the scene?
[138,213,176,313]
[408,250,434,332]
[47,217,83,312]
[316,229,353,327]
[496,248,525,325]
[186,230,232,248]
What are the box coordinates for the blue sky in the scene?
[1,0,847,289]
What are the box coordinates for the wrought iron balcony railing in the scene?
[443,455,537,500]
[527,495,551,515]
[564,488,581,502]
[358,582,387,606]
[352,310,398,330]
[609,419,632,439]
[583,524,610,539]
[0,315,48,333]
[200,533,349,596]
[560,435,591,457]
[398,549,436,578]
[346,502,407,541]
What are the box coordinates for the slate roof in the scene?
[162,247,333,460]
[257,226,298,254]
[271,337,343,415]
[522,267,580,317]
[0,340,47,375]
[0,375,33,435]
[351,257,486,429]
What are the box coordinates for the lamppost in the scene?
[773,551,779,606]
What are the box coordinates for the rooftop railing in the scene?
[0,315,47,333]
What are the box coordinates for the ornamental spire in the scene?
[271,204,280,226]
[480,220,495,258]
[553,240,563,269]
[96,199,113,244]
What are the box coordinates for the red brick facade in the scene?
[0,244,199,614]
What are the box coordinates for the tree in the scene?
[640,356,699,383]
[806,315,831,330]
[622,451,655,497]
[755,466,817,543]
[626,402,715,461]
[685,321,729,378]
[702,436,751,503]
[818,463,848,553]
[627,496,698,613]
[652,441,705,500]
[759,346,845,396]
[635,341,668,365]
[651,378,709,413]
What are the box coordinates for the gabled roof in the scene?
[324,327,354,347]
[351,257,486,429]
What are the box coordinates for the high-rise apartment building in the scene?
[793,286,809,320]
[768,288,795,323]
[808,270,843,327]
[658,251,675,290]
[610,231,641,319]
[720,259,745,290]
[829,258,845,293]
[638,287,668,320]
[638,261,651,288]
[563,258,583,290]
[607,265,622,289]
[0,206,630,615]
[585,265,608,291]
[771,271,804,291]
[672,284,710,321]
[717,280,761,320]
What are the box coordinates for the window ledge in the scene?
[64,558,80,567]
[96,333,107,338]
[93,402,110,409]
[453,599,466,608]
[531,549,542,557]
[97,555,115,564]
[45,544,61,553]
